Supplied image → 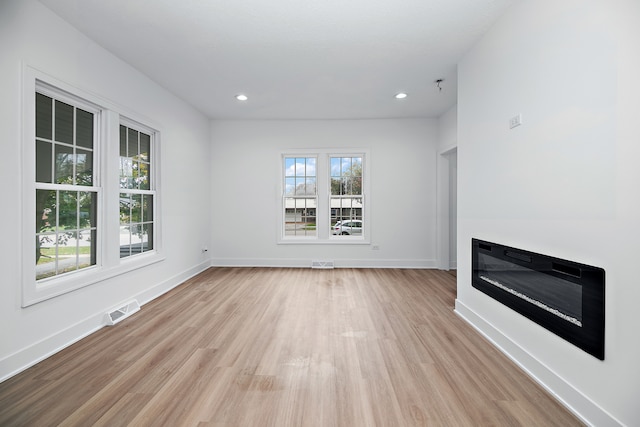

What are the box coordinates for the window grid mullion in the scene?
[54,190,60,275]
[72,106,77,186]
[51,100,56,184]
[36,182,100,192]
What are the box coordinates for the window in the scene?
[330,156,363,231]
[23,69,163,306]
[281,151,368,243]
[283,157,317,237]
[119,124,155,257]
[35,91,99,280]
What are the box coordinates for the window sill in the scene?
[24,252,165,307]
[278,238,371,245]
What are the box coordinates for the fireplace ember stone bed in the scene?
[472,239,605,360]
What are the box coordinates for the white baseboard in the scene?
[0,313,105,384]
[0,260,211,383]
[135,260,211,306]
[454,299,622,427]
[211,257,436,269]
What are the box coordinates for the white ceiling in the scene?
[38,0,515,120]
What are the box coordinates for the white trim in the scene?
[436,147,456,270]
[25,254,166,306]
[1,261,211,383]
[211,258,436,269]
[454,299,623,427]
[24,64,163,131]
[280,153,320,241]
[117,120,160,260]
[278,149,371,244]
[22,65,165,307]
[277,239,371,246]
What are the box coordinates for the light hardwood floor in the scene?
[0,268,583,426]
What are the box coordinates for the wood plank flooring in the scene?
[0,268,584,426]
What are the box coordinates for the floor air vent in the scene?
[106,300,140,326]
[312,260,334,269]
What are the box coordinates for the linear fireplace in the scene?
[472,239,605,360]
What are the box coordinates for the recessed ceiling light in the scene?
[236,94,248,101]
[395,92,408,99]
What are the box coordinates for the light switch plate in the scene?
[509,114,522,129]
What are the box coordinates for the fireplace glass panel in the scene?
[477,252,582,326]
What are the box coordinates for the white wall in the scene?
[0,0,212,380]
[448,152,457,269]
[437,105,457,154]
[457,0,640,425]
[210,119,438,268]
[436,106,458,269]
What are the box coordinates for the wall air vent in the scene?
[105,299,140,326]
[312,260,334,269]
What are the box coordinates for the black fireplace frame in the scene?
[472,238,605,360]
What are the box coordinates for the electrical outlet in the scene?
[372,245,380,251]
[509,114,522,129]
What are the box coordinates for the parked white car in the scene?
[332,220,362,235]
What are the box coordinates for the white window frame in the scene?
[328,154,365,242]
[278,149,370,244]
[118,119,157,259]
[22,67,164,307]
[282,155,318,241]
[34,84,102,281]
